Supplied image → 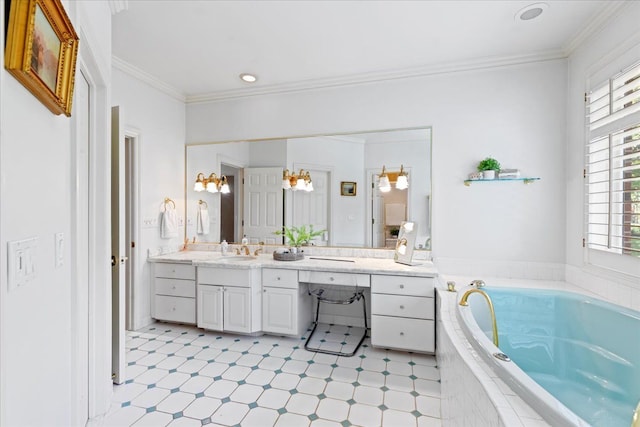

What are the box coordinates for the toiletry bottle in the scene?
[221,240,228,255]
[241,235,248,245]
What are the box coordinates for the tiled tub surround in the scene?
[98,322,443,427]
[437,277,632,427]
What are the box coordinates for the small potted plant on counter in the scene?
[273,224,326,259]
[477,157,501,179]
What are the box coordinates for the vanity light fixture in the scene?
[396,165,409,190]
[240,73,258,83]
[378,165,409,192]
[282,169,313,192]
[378,166,392,193]
[194,172,231,194]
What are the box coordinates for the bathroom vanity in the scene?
[149,251,437,353]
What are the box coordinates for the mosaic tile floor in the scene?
[98,322,442,427]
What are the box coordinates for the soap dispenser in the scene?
[241,235,248,245]
[221,239,229,255]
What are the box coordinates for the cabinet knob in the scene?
[276,277,281,280]
[172,307,176,311]
[263,289,267,293]
[399,332,404,336]
[330,277,335,281]
[399,305,404,309]
[399,284,404,289]
[172,286,176,290]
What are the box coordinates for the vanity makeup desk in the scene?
[148,249,437,354]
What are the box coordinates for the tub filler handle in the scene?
[459,288,499,348]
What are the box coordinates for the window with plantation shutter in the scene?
[586,60,640,257]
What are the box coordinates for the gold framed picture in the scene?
[4,0,79,116]
[340,181,357,196]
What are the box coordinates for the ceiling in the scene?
[111,0,625,102]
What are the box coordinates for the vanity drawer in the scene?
[298,270,370,287]
[371,315,434,353]
[262,268,298,288]
[371,294,434,319]
[155,263,196,280]
[198,267,252,287]
[154,295,196,324]
[155,278,196,298]
[372,274,433,297]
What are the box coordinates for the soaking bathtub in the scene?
[457,286,640,427]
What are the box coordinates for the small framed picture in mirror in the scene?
[340,181,357,196]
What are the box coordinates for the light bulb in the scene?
[282,178,291,189]
[379,175,391,192]
[194,181,204,192]
[220,183,230,194]
[295,177,306,190]
[206,182,218,193]
[396,175,408,190]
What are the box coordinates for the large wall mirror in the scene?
[185,127,432,250]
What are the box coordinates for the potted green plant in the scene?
[477,157,501,179]
[274,224,326,250]
[389,227,400,238]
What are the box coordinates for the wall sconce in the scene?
[378,166,392,193]
[194,172,231,194]
[396,165,409,190]
[378,165,409,192]
[282,169,314,192]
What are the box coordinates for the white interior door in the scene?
[291,169,329,245]
[110,107,126,384]
[243,167,283,244]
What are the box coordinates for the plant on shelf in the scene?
[274,224,326,248]
[477,157,501,179]
[389,227,400,238]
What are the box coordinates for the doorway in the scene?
[220,163,241,242]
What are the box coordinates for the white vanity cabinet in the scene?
[197,267,261,333]
[262,268,311,337]
[152,263,196,324]
[371,274,435,353]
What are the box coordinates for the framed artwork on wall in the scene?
[340,181,357,196]
[4,0,79,116]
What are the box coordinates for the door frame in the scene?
[72,34,112,422]
[124,130,141,331]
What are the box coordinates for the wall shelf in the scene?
[464,177,540,186]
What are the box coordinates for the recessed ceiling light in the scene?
[515,3,548,21]
[240,73,258,83]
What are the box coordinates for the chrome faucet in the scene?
[470,279,486,288]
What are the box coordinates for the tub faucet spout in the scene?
[459,288,499,347]
[470,279,485,288]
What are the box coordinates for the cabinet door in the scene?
[198,285,223,331]
[262,287,298,335]
[224,286,252,333]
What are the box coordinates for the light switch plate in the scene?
[7,237,38,292]
[55,232,64,267]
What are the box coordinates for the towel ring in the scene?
[164,197,176,210]
[198,200,208,208]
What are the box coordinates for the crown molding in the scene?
[112,56,186,102]
[563,1,630,55]
[186,50,566,104]
[108,0,128,15]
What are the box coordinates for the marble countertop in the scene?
[148,251,437,277]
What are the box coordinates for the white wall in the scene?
[565,2,640,302]
[187,60,567,264]
[1,0,113,425]
[112,69,186,329]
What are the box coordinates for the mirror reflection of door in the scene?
[243,167,283,244]
[290,169,330,246]
[220,164,241,242]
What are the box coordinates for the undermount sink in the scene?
[219,255,258,261]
